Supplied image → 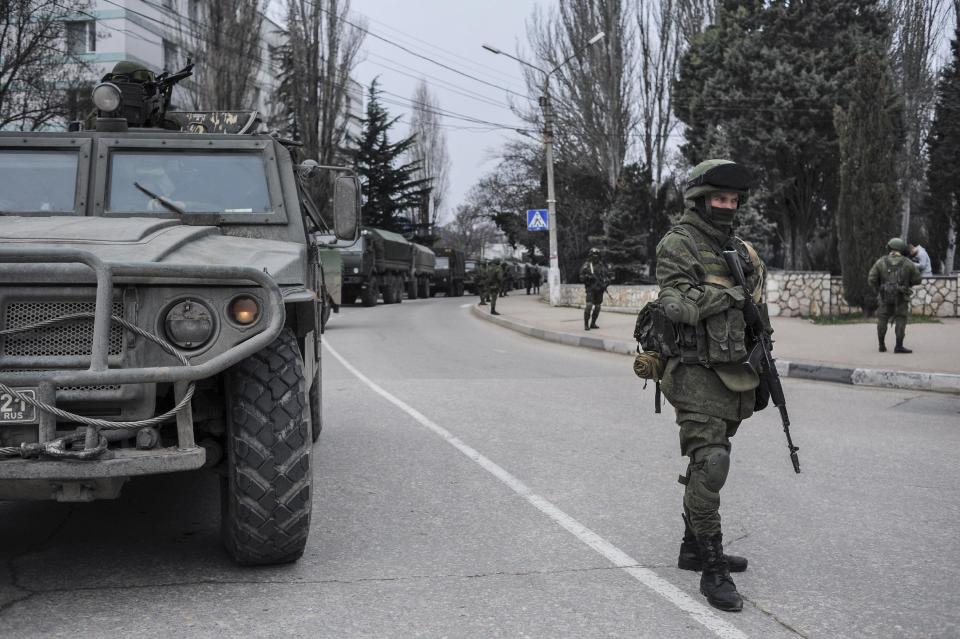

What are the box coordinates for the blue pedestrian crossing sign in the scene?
[526,209,549,231]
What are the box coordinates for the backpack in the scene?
[632,301,680,413]
[880,256,904,303]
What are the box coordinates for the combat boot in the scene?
[584,307,591,331]
[678,514,747,573]
[878,340,886,352]
[698,533,743,612]
[894,338,912,354]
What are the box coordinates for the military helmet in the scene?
[589,248,601,256]
[684,159,752,203]
[887,238,907,252]
[491,257,502,264]
[103,60,155,83]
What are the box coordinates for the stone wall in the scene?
[544,284,658,309]
[546,273,959,317]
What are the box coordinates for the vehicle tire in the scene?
[407,278,418,300]
[395,278,404,303]
[419,279,431,299]
[361,278,378,307]
[382,275,397,304]
[221,327,312,566]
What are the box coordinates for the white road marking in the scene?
[324,341,748,639]
[459,303,472,308]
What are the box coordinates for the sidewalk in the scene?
[471,293,960,394]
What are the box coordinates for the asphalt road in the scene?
[0,296,958,638]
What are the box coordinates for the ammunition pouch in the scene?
[677,308,749,367]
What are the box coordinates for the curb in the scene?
[470,304,960,395]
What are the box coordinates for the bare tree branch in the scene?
[0,0,93,130]
[407,80,451,226]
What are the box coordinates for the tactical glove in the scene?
[741,300,764,330]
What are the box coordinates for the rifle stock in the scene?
[723,250,801,474]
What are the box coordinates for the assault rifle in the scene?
[723,250,801,474]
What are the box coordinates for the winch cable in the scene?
[0,312,196,458]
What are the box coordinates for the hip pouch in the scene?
[701,307,749,365]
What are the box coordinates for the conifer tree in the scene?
[926,23,960,272]
[674,0,890,270]
[602,164,654,283]
[351,79,431,232]
[834,44,903,314]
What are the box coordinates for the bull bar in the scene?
[0,247,285,482]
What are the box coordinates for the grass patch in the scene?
[810,312,942,325]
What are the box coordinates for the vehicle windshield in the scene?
[107,151,271,214]
[465,261,477,271]
[0,150,77,213]
[435,257,450,269]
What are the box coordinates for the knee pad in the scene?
[696,446,730,492]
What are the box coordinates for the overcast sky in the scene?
[346,0,542,225]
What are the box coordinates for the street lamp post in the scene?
[483,32,605,306]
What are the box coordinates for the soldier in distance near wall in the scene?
[655,159,772,613]
[579,248,610,330]
[868,238,922,353]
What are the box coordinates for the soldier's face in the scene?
[709,191,740,209]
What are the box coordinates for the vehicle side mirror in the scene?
[333,175,360,241]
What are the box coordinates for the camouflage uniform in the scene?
[485,260,506,315]
[868,239,922,353]
[579,249,610,330]
[655,159,766,613]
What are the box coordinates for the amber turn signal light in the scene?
[229,296,260,325]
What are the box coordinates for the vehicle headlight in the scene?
[228,295,260,325]
[353,267,359,274]
[164,300,214,349]
[92,82,122,112]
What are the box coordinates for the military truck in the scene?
[0,63,360,566]
[432,248,466,297]
[409,243,436,299]
[340,227,413,306]
[464,258,482,295]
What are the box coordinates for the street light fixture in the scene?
[482,31,605,306]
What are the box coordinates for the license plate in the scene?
[0,388,38,424]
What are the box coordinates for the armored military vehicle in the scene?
[432,248,465,297]
[340,227,413,306]
[0,63,359,566]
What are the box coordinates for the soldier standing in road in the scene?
[579,248,610,330]
[477,261,490,306]
[485,258,505,315]
[655,159,768,613]
[869,238,922,353]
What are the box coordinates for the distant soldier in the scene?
[477,262,490,305]
[532,267,542,294]
[485,258,506,315]
[524,264,534,295]
[868,238,922,353]
[579,248,610,330]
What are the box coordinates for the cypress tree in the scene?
[602,164,653,283]
[834,43,903,314]
[926,24,960,272]
[351,79,431,232]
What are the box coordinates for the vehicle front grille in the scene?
[2,301,125,357]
